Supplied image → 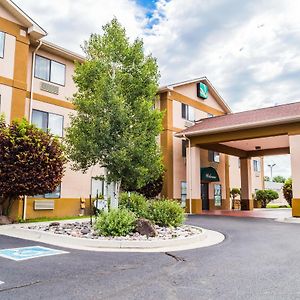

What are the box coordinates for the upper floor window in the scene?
[181,103,195,122]
[253,160,260,172]
[32,109,64,137]
[182,139,187,157]
[35,55,66,86]
[0,31,5,58]
[208,150,220,163]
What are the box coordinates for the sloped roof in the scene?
[176,101,300,137]
[0,0,47,39]
[159,76,231,113]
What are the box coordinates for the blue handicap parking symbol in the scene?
[0,246,68,261]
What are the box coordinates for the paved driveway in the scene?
[0,215,300,299]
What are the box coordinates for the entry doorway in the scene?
[201,183,209,210]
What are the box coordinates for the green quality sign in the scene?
[197,82,208,99]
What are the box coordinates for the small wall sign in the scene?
[197,82,208,99]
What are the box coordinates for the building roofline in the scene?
[1,0,47,38]
[159,77,232,113]
[39,40,85,62]
[176,101,300,138]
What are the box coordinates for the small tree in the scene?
[264,176,270,182]
[66,19,164,206]
[283,178,292,207]
[0,116,66,216]
[230,188,241,200]
[256,189,279,208]
[272,175,286,183]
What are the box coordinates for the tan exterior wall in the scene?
[0,84,12,122]
[0,32,15,79]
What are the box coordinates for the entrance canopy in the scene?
[176,101,300,157]
[176,101,300,217]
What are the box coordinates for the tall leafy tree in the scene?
[0,116,66,216]
[66,19,164,197]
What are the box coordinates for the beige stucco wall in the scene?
[0,5,22,25]
[229,156,263,194]
[174,82,224,112]
[171,83,228,201]
[27,47,77,101]
[0,84,12,122]
[0,32,16,79]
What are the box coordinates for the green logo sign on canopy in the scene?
[197,82,208,99]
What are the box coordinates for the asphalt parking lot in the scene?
[1,215,300,300]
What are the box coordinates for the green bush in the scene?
[119,192,148,218]
[148,200,185,227]
[94,209,136,237]
[283,178,292,207]
[255,189,279,208]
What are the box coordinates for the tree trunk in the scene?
[0,196,16,216]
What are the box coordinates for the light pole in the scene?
[268,163,276,181]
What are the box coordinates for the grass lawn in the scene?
[266,203,291,209]
[18,215,90,224]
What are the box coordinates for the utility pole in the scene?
[268,163,276,181]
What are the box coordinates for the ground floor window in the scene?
[34,184,61,199]
[181,181,187,208]
[214,184,222,207]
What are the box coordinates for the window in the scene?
[181,103,195,122]
[208,150,220,163]
[182,139,187,157]
[253,160,260,172]
[181,181,187,208]
[214,184,222,207]
[35,184,61,199]
[32,109,64,137]
[45,185,61,199]
[35,55,66,85]
[0,31,5,58]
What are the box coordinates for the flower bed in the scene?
[25,221,202,241]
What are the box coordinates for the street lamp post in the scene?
[268,163,276,181]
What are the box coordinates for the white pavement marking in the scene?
[0,281,4,285]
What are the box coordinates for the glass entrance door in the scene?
[201,183,209,210]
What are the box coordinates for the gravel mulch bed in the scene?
[24,221,202,241]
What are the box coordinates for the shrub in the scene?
[94,209,136,237]
[255,189,279,208]
[119,192,148,218]
[148,200,185,227]
[283,178,293,207]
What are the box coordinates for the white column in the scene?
[289,134,300,216]
[186,146,201,214]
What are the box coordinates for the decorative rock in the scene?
[0,216,12,225]
[81,228,91,234]
[135,218,157,237]
[49,222,60,227]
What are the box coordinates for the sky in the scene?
[15,0,300,179]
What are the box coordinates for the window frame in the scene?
[32,109,64,137]
[0,31,5,59]
[181,181,187,208]
[182,139,187,158]
[214,184,222,207]
[181,103,195,122]
[34,54,66,86]
[253,160,260,172]
[208,150,220,163]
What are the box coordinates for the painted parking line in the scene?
[0,246,68,261]
[0,281,4,285]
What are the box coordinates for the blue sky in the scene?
[15,0,300,178]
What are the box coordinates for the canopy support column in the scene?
[289,134,300,217]
[186,146,202,214]
[240,157,253,210]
